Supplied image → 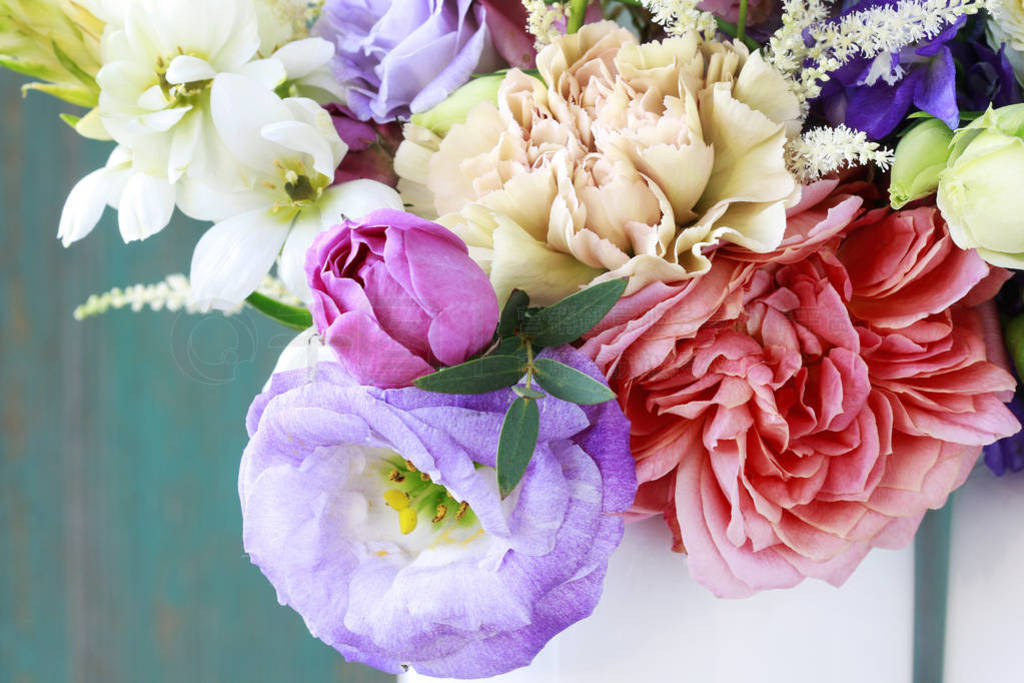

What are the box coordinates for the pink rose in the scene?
[306,209,499,388]
[583,183,1020,596]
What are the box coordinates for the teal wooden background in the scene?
[0,70,389,683]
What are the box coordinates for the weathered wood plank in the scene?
[0,70,389,683]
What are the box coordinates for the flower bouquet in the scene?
[5,0,1024,678]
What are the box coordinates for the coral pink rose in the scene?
[583,183,1020,597]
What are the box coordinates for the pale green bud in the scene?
[0,0,103,107]
[889,118,954,209]
[411,74,505,137]
[937,104,1024,268]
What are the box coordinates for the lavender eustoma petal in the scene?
[239,347,637,677]
[315,0,494,122]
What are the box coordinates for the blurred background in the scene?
[0,70,387,682]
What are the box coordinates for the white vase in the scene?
[945,470,1024,682]
[400,517,915,683]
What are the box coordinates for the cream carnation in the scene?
[396,21,801,305]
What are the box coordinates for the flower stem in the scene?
[737,0,749,45]
[715,17,760,51]
[245,292,313,331]
[568,0,588,33]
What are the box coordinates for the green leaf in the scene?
[523,279,627,347]
[513,385,546,400]
[497,397,539,498]
[59,112,81,129]
[497,289,530,337]
[245,292,313,331]
[414,355,526,394]
[1005,314,1024,380]
[533,358,616,405]
[493,336,527,357]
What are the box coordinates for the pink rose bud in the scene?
[306,209,500,388]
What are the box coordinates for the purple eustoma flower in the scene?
[239,348,637,678]
[314,0,498,122]
[817,0,964,139]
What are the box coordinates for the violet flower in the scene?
[984,272,1024,476]
[327,104,403,187]
[239,348,637,677]
[816,0,964,139]
[314,0,499,122]
[950,21,1022,112]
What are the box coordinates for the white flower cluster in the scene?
[73,274,300,320]
[768,0,985,102]
[785,124,896,183]
[522,0,568,48]
[641,0,717,39]
[58,0,402,312]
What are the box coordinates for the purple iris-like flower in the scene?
[314,0,498,122]
[984,272,1024,476]
[950,23,1022,112]
[239,348,636,678]
[816,0,964,139]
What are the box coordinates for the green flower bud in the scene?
[937,104,1024,268]
[889,118,954,209]
[0,0,103,107]
[411,74,505,137]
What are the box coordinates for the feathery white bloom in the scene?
[641,0,717,39]
[72,274,300,320]
[786,124,895,183]
[254,0,324,54]
[188,74,402,311]
[522,0,567,48]
[767,0,984,103]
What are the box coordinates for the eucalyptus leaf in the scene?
[533,358,616,405]
[523,279,627,347]
[497,397,539,498]
[498,289,530,338]
[513,385,546,400]
[245,292,313,331]
[493,336,527,357]
[414,355,526,394]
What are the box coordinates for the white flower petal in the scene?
[165,55,217,85]
[260,120,338,178]
[211,73,292,170]
[139,105,191,132]
[271,38,334,79]
[317,179,404,225]
[190,207,289,310]
[117,172,176,242]
[59,168,113,246]
[238,58,287,89]
[168,109,202,183]
[136,84,170,111]
[277,208,323,302]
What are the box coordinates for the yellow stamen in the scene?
[383,489,409,510]
[420,471,431,482]
[455,501,469,521]
[404,459,418,472]
[388,469,405,483]
[399,508,418,535]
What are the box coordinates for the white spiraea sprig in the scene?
[785,124,895,183]
[767,0,986,103]
[73,275,300,321]
[641,0,717,39]
[523,0,568,48]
